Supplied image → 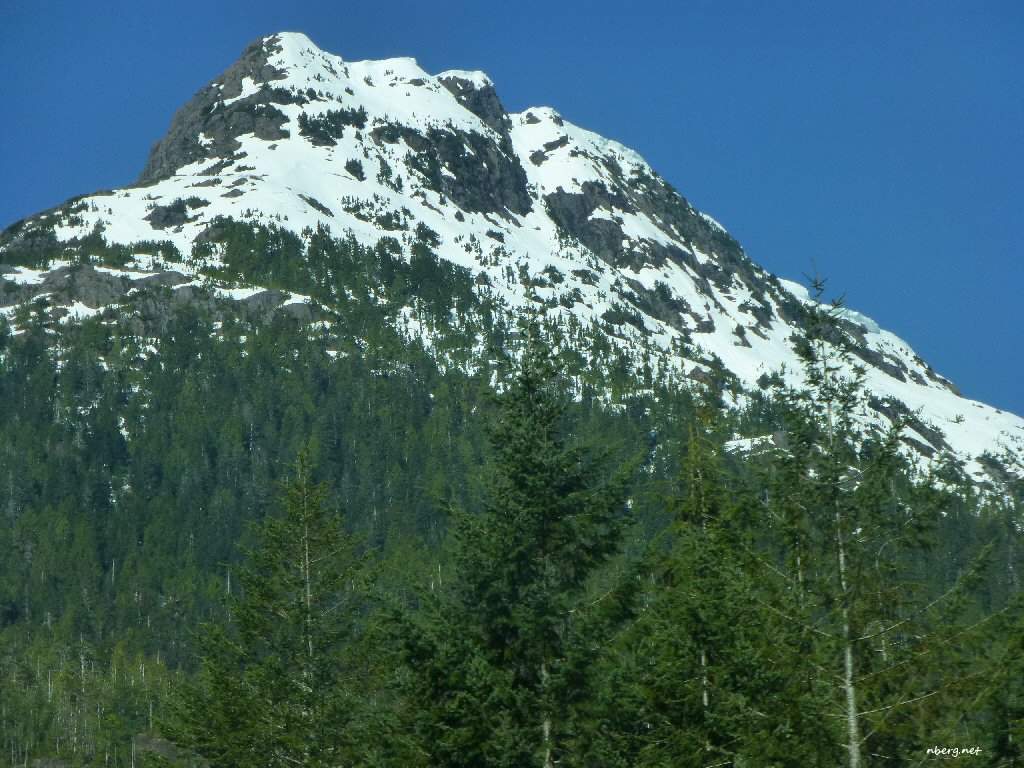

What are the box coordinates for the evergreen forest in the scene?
[0,225,1022,767]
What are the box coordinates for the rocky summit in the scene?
[3,31,1022,487]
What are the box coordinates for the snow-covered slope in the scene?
[3,31,1023,486]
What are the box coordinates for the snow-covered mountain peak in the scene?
[270,31,326,59]
[437,70,494,89]
[3,33,1023,490]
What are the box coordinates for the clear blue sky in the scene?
[2,1,1022,416]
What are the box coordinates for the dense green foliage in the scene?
[161,450,380,767]
[598,414,818,767]
[0,228,1021,766]
[297,107,369,145]
[400,325,634,768]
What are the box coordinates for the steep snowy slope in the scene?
[2,32,1022,486]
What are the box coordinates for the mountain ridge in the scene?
[3,31,1022,488]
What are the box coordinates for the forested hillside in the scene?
[0,231,1021,765]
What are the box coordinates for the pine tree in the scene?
[761,277,1007,765]
[401,322,633,768]
[605,412,823,767]
[163,449,375,767]
[985,608,1024,762]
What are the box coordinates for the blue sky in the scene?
[2,1,1022,416]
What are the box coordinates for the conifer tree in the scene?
[603,412,824,767]
[985,609,1024,762]
[761,277,1007,765]
[401,322,633,768]
[163,450,375,767]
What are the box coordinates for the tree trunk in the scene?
[842,626,861,768]
[836,509,861,768]
[541,662,554,768]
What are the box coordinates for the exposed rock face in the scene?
[438,74,513,141]
[136,35,294,184]
[0,263,189,311]
[428,76,530,217]
[542,170,780,330]
[136,37,533,220]
[543,163,750,278]
[0,261,313,335]
[868,395,952,457]
[432,127,532,216]
[544,182,632,264]
[145,197,210,229]
[376,122,532,217]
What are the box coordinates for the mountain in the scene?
[2,31,1022,488]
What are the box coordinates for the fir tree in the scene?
[162,449,376,767]
[604,412,822,767]
[401,322,634,768]
[761,276,1009,765]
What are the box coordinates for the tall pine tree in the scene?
[761,277,1008,765]
[601,412,825,767]
[401,322,633,768]
[162,449,376,767]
